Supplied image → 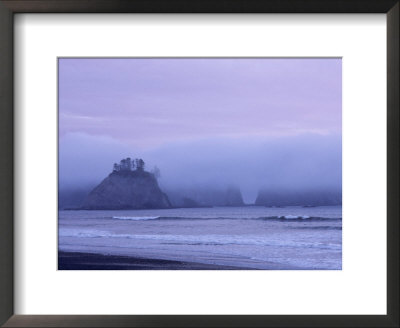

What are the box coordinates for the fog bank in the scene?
[59,132,341,203]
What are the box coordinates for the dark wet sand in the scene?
[58,251,251,270]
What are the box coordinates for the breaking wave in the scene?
[109,215,341,221]
[59,230,341,250]
[112,216,160,221]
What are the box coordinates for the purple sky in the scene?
[59,58,342,199]
[59,58,341,148]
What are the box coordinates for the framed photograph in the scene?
[0,0,398,327]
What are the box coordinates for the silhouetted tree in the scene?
[120,159,128,171]
[114,157,148,172]
[136,158,145,171]
[126,158,132,171]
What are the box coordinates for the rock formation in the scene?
[81,167,171,210]
[167,186,245,207]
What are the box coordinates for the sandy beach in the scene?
[58,251,249,270]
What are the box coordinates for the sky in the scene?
[59,58,342,202]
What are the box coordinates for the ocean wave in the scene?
[291,226,342,231]
[59,230,341,250]
[280,215,310,219]
[112,216,160,221]
[108,215,341,221]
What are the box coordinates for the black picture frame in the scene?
[0,1,398,327]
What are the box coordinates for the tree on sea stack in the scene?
[112,157,142,172]
[126,157,132,170]
[120,159,127,170]
[136,158,145,171]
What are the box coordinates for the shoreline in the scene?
[58,251,253,270]
[60,204,342,211]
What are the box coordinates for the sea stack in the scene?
[224,186,245,206]
[81,158,171,210]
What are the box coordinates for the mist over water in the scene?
[59,132,341,203]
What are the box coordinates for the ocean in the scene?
[58,205,342,270]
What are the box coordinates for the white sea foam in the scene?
[60,230,341,251]
[59,229,106,238]
[112,216,160,221]
[280,215,310,219]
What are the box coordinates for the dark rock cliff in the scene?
[224,187,245,206]
[255,189,342,206]
[81,170,172,210]
[167,186,245,207]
